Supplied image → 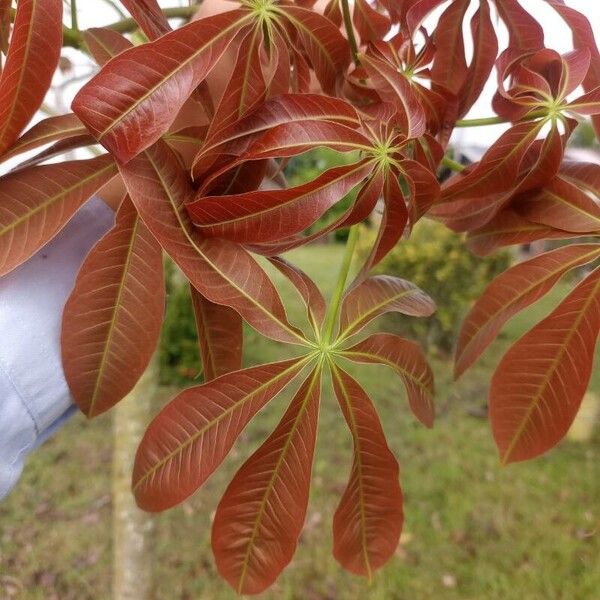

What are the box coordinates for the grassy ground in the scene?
[1,245,599,599]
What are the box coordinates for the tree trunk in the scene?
[112,356,157,600]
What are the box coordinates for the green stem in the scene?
[11,6,199,50]
[323,225,359,344]
[442,156,465,172]
[71,0,79,33]
[341,0,360,67]
[455,109,548,128]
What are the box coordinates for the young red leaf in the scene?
[361,52,427,139]
[268,256,327,334]
[188,160,373,244]
[118,141,305,345]
[490,266,600,464]
[61,197,165,417]
[83,27,135,65]
[212,367,321,595]
[338,275,435,341]
[0,0,63,156]
[132,356,310,511]
[190,287,243,381]
[458,0,498,117]
[120,0,172,40]
[353,0,391,43]
[72,10,252,163]
[518,176,600,233]
[192,93,360,179]
[330,364,403,578]
[430,0,469,96]
[495,0,544,52]
[0,155,117,276]
[455,244,600,378]
[0,114,87,164]
[281,6,350,94]
[342,333,435,428]
[465,209,577,257]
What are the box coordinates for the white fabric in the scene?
[0,198,114,499]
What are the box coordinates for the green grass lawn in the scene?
[1,244,599,599]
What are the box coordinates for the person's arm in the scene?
[0,197,115,499]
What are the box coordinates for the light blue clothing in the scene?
[0,198,114,499]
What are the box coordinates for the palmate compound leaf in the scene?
[212,366,322,595]
[61,197,165,417]
[490,265,600,465]
[341,333,435,428]
[0,154,118,276]
[118,140,306,345]
[0,0,63,156]
[132,356,312,512]
[329,363,403,578]
[190,286,243,381]
[338,275,436,342]
[456,244,600,379]
[72,9,252,163]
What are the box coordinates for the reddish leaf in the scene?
[268,256,327,334]
[353,0,391,43]
[132,356,310,511]
[342,333,435,428]
[518,176,600,233]
[490,266,600,464]
[0,113,87,164]
[212,367,321,594]
[465,209,576,257]
[188,160,373,244]
[118,141,305,345]
[566,87,600,116]
[281,6,350,94]
[361,52,427,138]
[192,93,360,178]
[495,0,544,52]
[190,287,243,381]
[431,0,469,96]
[62,197,165,417]
[0,155,117,276]
[560,161,600,195]
[83,27,135,65]
[338,275,435,341]
[458,0,498,117]
[0,0,63,156]
[330,364,403,577]
[120,0,172,40]
[72,10,252,163]
[455,244,600,378]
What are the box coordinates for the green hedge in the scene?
[356,219,511,353]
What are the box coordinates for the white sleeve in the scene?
[0,197,115,499]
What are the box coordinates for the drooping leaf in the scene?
[0,113,87,164]
[188,160,373,244]
[341,333,435,428]
[330,363,403,578]
[61,196,165,417]
[0,0,10,55]
[212,367,321,595]
[490,266,600,464]
[353,0,391,43]
[338,275,435,341]
[83,27,135,64]
[120,0,172,39]
[466,209,577,257]
[190,286,243,381]
[0,155,117,276]
[517,176,600,233]
[0,0,63,156]
[455,244,600,378]
[495,0,544,52]
[132,356,310,511]
[72,10,252,163]
[118,141,305,345]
